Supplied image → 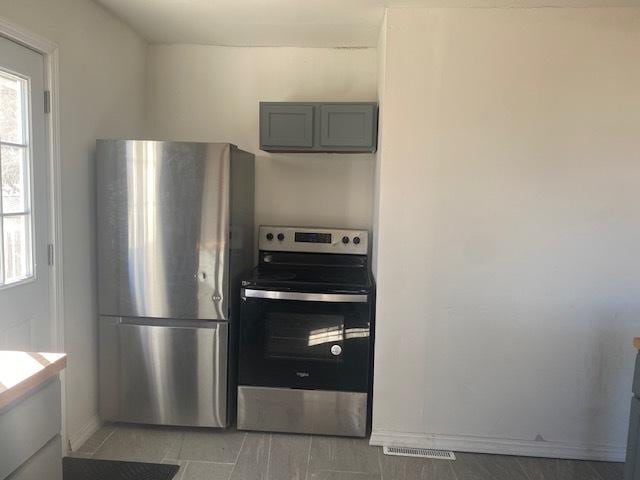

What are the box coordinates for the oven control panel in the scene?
[259,226,368,255]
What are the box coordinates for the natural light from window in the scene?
[0,69,33,287]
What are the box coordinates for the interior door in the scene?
[0,37,51,350]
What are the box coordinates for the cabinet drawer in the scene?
[260,104,314,149]
[6,436,62,480]
[319,104,377,150]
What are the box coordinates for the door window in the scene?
[0,70,33,286]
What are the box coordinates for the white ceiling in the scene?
[96,0,640,47]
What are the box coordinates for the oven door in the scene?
[238,289,371,392]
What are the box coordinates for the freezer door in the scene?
[97,140,231,320]
[99,316,229,427]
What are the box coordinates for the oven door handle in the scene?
[242,289,368,303]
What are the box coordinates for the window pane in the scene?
[0,72,24,144]
[1,145,27,213]
[3,214,31,283]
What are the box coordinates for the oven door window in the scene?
[266,313,344,362]
[239,296,371,392]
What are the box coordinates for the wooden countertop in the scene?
[635,338,640,350]
[0,351,66,410]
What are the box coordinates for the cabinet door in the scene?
[625,397,640,480]
[260,104,314,149]
[319,104,376,150]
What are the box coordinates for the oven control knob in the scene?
[277,233,285,241]
[330,345,342,356]
[266,233,274,241]
[353,237,361,245]
[342,236,350,244]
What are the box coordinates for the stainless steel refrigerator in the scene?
[96,140,254,427]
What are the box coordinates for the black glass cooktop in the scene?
[242,251,372,293]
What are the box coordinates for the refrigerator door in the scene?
[97,140,231,320]
[99,316,229,427]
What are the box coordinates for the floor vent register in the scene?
[383,446,457,460]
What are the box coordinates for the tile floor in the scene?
[71,423,624,480]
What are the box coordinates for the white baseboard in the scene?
[370,430,626,462]
[68,414,102,453]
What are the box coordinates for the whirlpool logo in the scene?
[296,372,310,378]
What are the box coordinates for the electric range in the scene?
[237,226,375,437]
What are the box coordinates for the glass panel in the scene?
[1,145,28,213]
[265,313,344,362]
[3,214,31,283]
[0,72,24,144]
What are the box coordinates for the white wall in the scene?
[146,45,377,231]
[0,0,147,449]
[372,13,387,273]
[372,7,640,460]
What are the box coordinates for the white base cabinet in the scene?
[0,379,62,480]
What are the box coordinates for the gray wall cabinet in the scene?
[260,104,315,149]
[625,352,640,480]
[260,102,378,153]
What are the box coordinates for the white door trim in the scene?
[0,15,66,450]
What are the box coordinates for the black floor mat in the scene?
[63,457,179,480]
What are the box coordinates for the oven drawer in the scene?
[237,386,367,437]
